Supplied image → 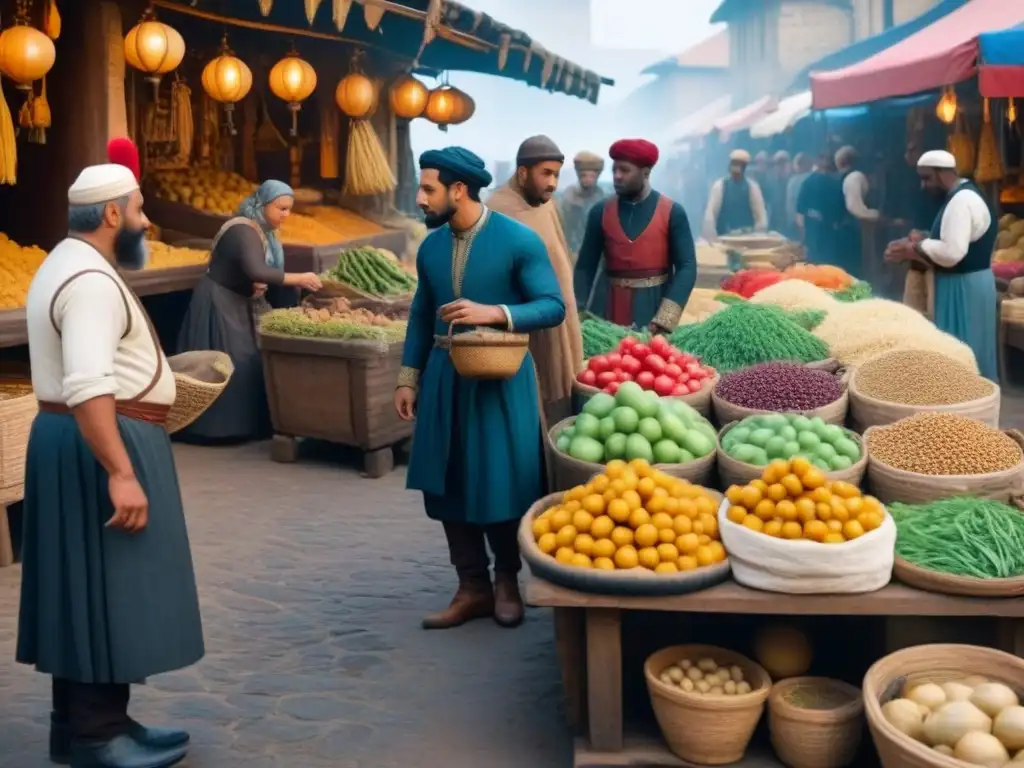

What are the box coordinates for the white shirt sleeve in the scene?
[54,272,129,407]
[702,179,724,241]
[919,188,992,268]
[748,179,768,231]
[843,171,879,220]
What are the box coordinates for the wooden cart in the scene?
[527,576,1024,767]
[259,332,413,477]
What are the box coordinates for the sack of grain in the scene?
[717,499,895,594]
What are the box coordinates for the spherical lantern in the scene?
[424,86,457,128]
[201,36,252,135]
[335,73,378,120]
[936,87,957,125]
[123,19,185,85]
[447,86,475,126]
[0,24,55,91]
[268,49,317,136]
[389,75,428,120]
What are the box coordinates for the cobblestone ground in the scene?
[0,442,570,768]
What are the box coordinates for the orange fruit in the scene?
[780,474,804,497]
[651,512,674,530]
[831,481,860,499]
[607,498,631,523]
[605,460,627,479]
[564,500,582,513]
[766,483,788,502]
[862,495,883,512]
[621,490,643,511]
[638,547,661,569]
[581,494,605,516]
[654,562,679,574]
[677,555,698,571]
[635,523,659,548]
[614,545,639,569]
[695,545,715,567]
[574,534,595,556]
[532,517,552,539]
[646,494,667,514]
[664,497,680,516]
[754,499,776,520]
[801,467,826,490]
[826,519,843,533]
[708,541,726,562]
[763,519,783,537]
[590,474,610,493]
[739,485,763,509]
[637,477,657,499]
[725,485,745,505]
[698,513,719,538]
[692,519,705,536]
[858,511,884,532]
[570,553,593,568]
[555,546,575,564]
[669,480,690,498]
[555,525,579,548]
[842,519,865,540]
[781,521,803,540]
[590,515,615,539]
[763,459,791,484]
[610,526,635,547]
[592,538,616,558]
[573,510,595,533]
[602,489,617,504]
[657,543,680,562]
[816,503,833,521]
[538,532,558,553]
[677,498,698,519]
[742,515,764,532]
[674,515,694,536]
[658,527,677,544]
[803,519,828,542]
[594,556,615,570]
[843,497,864,515]
[628,508,651,529]
[810,486,833,504]
[620,470,640,491]
[676,532,700,553]
[628,458,653,477]
[790,456,812,476]
[550,508,573,531]
[823,532,846,544]
[697,534,711,545]
[830,500,850,523]
[726,506,747,525]
[776,500,798,522]
[694,496,715,517]
[749,479,769,493]
[608,479,628,497]
[795,498,817,523]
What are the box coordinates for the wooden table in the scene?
[526,576,1024,767]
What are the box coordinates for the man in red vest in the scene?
[573,138,697,332]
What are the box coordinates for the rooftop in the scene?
[642,29,730,76]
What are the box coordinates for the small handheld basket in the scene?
[447,324,529,381]
[166,351,234,434]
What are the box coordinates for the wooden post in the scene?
[0,505,13,567]
[586,608,623,751]
[554,607,587,731]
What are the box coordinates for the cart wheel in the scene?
[271,434,299,463]
[363,447,395,478]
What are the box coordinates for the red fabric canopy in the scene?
[811,0,1024,109]
[713,96,777,138]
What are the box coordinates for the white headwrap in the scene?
[917,149,957,170]
[68,164,139,205]
[729,149,751,164]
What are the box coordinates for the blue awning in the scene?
[979,22,1024,65]
[785,0,972,95]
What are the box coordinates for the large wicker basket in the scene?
[863,644,1024,768]
[769,677,864,768]
[447,326,529,381]
[0,380,36,504]
[644,644,771,765]
[166,351,234,434]
[573,374,717,418]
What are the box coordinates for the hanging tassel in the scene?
[43,0,60,40]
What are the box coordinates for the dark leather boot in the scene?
[51,712,71,764]
[69,735,187,768]
[422,579,494,629]
[493,573,525,628]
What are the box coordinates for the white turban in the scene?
[834,145,857,167]
[68,164,139,206]
[729,149,751,164]
[917,149,957,170]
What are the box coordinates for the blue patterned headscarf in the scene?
[237,179,293,269]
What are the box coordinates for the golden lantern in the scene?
[268,47,317,136]
[424,86,474,130]
[123,14,185,88]
[389,74,429,120]
[0,18,55,92]
[936,87,957,125]
[201,35,252,135]
[335,72,378,120]
[447,86,475,126]
[1009,98,1018,125]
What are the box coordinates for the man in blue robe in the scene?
[395,147,566,629]
[796,151,844,266]
[885,149,999,381]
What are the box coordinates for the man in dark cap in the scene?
[396,146,566,630]
[573,138,698,331]
[560,151,606,258]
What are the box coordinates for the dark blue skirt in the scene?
[16,412,205,684]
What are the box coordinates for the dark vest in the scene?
[930,181,996,275]
[716,177,755,235]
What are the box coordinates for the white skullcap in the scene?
[834,145,857,166]
[772,150,790,162]
[730,149,751,163]
[917,149,957,170]
[68,164,139,206]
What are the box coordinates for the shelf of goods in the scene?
[258,300,413,478]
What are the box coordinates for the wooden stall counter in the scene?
[527,576,1024,767]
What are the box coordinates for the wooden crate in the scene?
[259,332,413,477]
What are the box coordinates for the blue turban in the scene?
[419,146,492,189]
[237,179,294,269]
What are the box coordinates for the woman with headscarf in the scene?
[176,180,322,442]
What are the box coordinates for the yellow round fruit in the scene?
[766,483,788,502]
[614,545,639,569]
[574,534,595,556]
[538,532,558,553]
[555,546,575,564]
[844,496,863,516]
[646,494,667,514]
[573,510,595,533]
[658,527,677,544]
[830,500,850,523]
[803,520,828,542]
[628,458,653,477]
[858,511,883,531]
[655,562,678,574]
[555,525,579,548]
[638,547,661,569]
[591,515,615,539]
[592,538,616,558]
[651,512,674,531]
[637,477,657,499]
[763,459,791,484]
[776,500,797,522]
[698,513,718,538]
[620,470,639,491]
[790,456,812,476]
[663,497,680,516]
[676,532,699,553]
[669,480,689,498]
[708,541,726,562]
[801,467,826,490]
[677,498,697,519]
[698,534,711,545]
[692,519,704,536]
[742,515,764,532]
[634,523,659,548]
[607,498,630,523]
[605,459,627,479]
[591,474,610,493]
[694,496,715,517]
[810,486,832,504]
[594,556,615,570]
[842,519,865,539]
[794,498,817,523]
[726,506,746,525]
[826,519,843,533]
[564,500,582,513]
[781,474,804,497]
[570,553,593,568]
[823,532,846,544]
[532,517,552,539]
[608,479,627,497]
[621,490,643,511]
[581,494,605,515]
[754,499,776,520]
[781,521,803,540]
[750,478,769,493]
[763,520,783,537]
[550,508,573,531]
[678,555,698,571]
[695,545,714,567]
[740,485,763,509]
[816,503,833,521]
[657,543,679,562]
[831,481,860,499]
[610,526,634,547]
[726,485,744,505]
[628,508,651,529]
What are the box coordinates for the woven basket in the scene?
[716,421,867,488]
[712,388,848,428]
[447,326,529,381]
[572,374,717,419]
[863,644,1024,768]
[645,644,771,765]
[1002,297,1024,324]
[848,371,1000,432]
[545,417,716,492]
[769,677,864,768]
[0,380,36,504]
[893,555,1024,598]
[863,426,1024,504]
[166,351,234,435]
[518,493,731,596]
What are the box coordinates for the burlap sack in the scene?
[848,372,1000,432]
[711,389,848,428]
[572,376,717,419]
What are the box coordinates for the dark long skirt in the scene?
[175,275,271,442]
[17,413,204,684]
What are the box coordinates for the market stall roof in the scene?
[811,0,1024,109]
[749,91,812,138]
[665,95,733,145]
[979,22,1024,97]
[642,30,729,77]
[153,0,614,103]
[712,95,777,138]
[786,0,970,95]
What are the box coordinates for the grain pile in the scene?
[715,362,843,410]
[749,279,841,312]
[868,413,1022,475]
[854,350,995,405]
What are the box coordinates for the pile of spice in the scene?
[854,349,994,406]
[715,362,843,411]
[749,280,840,312]
[668,303,829,373]
[867,413,1022,475]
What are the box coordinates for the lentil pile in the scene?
[868,413,1023,475]
[715,362,843,410]
[854,349,995,405]
[668,303,829,373]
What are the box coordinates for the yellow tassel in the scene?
[43,0,60,40]
[0,77,19,184]
[32,77,51,128]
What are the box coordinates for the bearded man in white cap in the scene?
[885,149,999,381]
[702,149,767,241]
[18,163,202,768]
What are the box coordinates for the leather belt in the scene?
[39,400,171,426]
[608,274,669,289]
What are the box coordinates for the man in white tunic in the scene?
[18,164,202,768]
[701,149,768,241]
[885,149,999,380]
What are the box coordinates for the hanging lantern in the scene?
[201,35,252,135]
[0,10,55,92]
[388,74,428,120]
[447,86,475,126]
[268,47,317,137]
[936,87,957,125]
[335,72,378,119]
[1009,98,1018,125]
[424,86,474,130]
[123,13,185,90]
